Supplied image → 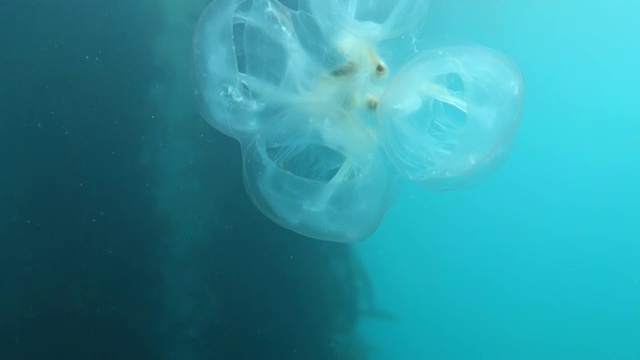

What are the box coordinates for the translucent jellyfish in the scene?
[193,0,524,242]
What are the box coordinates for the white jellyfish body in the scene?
[378,46,525,191]
[193,0,524,242]
[243,106,399,242]
[306,0,430,41]
[193,0,330,142]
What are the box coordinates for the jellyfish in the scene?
[193,0,524,242]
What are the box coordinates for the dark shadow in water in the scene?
[0,1,166,358]
[183,130,367,359]
[0,1,372,359]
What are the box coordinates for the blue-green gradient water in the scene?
[357,1,640,358]
[1,1,638,359]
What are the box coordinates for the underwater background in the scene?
[1,0,638,359]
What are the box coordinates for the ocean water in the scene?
[1,1,638,359]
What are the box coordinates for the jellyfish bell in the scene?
[377,46,524,191]
[305,0,430,42]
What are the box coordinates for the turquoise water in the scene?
[357,1,640,358]
[2,1,638,358]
